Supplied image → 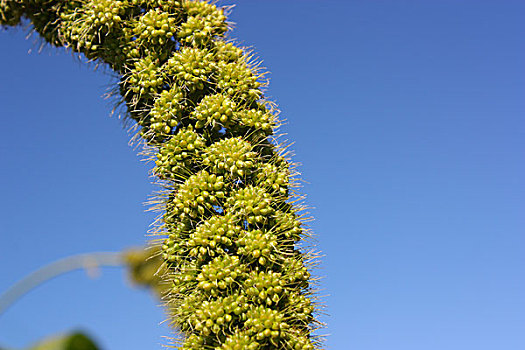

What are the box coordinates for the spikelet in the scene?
[1,1,324,348]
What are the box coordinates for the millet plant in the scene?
[0,1,322,348]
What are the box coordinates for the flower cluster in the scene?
[1,1,321,349]
[186,213,240,260]
[236,229,278,266]
[216,61,262,103]
[178,0,227,47]
[166,170,225,223]
[256,162,290,197]
[126,55,164,99]
[244,271,285,306]
[60,0,129,52]
[188,293,248,335]
[166,46,216,92]
[196,255,247,295]
[202,137,257,178]
[132,8,178,48]
[155,126,205,178]
[226,186,275,225]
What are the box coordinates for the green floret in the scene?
[196,254,247,296]
[215,61,262,103]
[165,46,216,93]
[244,306,287,344]
[236,229,278,267]
[255,162,290,197]
[132,8,178,47]
[125,55,165,101]
[186,293,248,336]
[155,125,206,178]
[225,185,274,225]
[186,213,241,263]
[146,85,186,138]
[212,41,244,63]
[191,93,236,129]
[60,0,130,52]
[220,331,260,350]
[202,137,258,179]
[178,0,227,47]
[243,270,286,306]
[165,170,226,223]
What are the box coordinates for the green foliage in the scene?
[28,332,99,350]
[1,1,322,348]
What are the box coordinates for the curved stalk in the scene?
[0,252,123,316]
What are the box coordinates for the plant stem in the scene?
[0,252,123,316]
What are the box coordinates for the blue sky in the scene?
[1,1,524,349]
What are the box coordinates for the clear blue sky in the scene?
[1,1,524,349]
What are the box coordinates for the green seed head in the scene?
[0,0,322,348]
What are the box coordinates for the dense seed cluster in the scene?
[1,1,321,348]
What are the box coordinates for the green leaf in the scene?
[28,332,99,350]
